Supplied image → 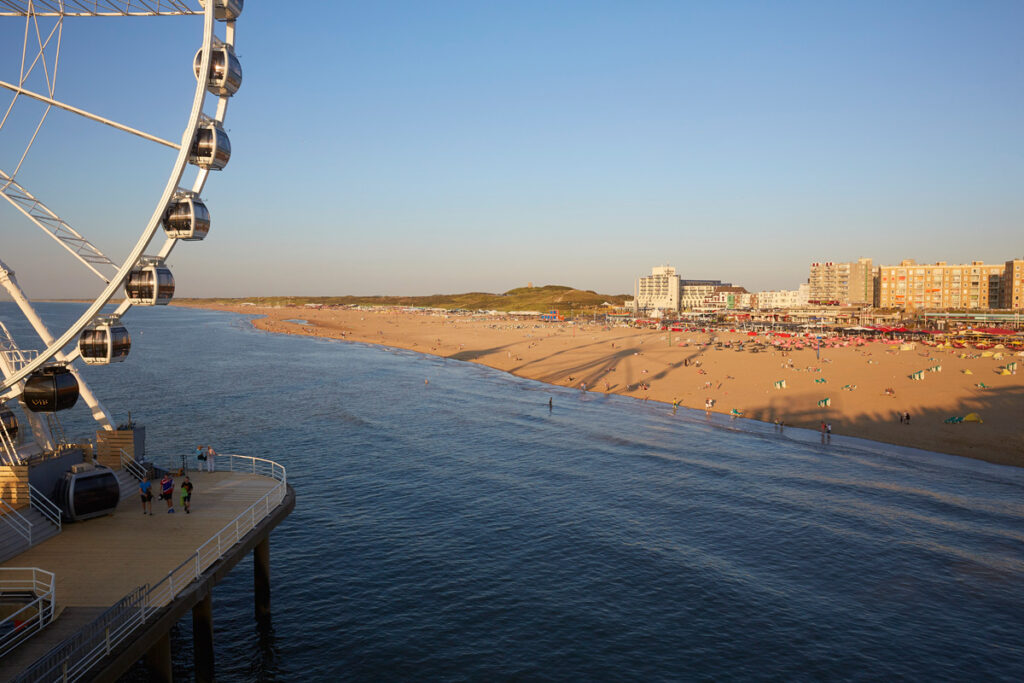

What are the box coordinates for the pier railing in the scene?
[0,568,56,659]
[118,448,148,482]
[0,499,32,545]
[27,484,61,533]
[143,454,286,611]
[13,454,286,683]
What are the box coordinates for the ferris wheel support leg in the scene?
[0,260,115,433]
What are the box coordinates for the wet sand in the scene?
[184,304,1024,467]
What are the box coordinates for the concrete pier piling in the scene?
[254,537,271,619]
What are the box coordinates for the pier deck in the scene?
[0,468,282,679]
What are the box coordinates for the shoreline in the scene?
[178,303,1024,468]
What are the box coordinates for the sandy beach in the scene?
[183,304,1024,467]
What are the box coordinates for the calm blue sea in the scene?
[2,303,1023,681]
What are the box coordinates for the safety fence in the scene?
[0,499,32,545]
[12,454,286,682]
[27,484,61,533]
[0,568,55,659]
[118,448,147,482]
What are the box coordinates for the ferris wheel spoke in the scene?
[0,80,180,149]
[0,1,201,17]
[0,168,119,282]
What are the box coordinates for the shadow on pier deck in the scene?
[0,456,294,682]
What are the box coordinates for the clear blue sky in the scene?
[1,1,1022,298]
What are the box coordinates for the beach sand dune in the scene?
[184,304,1024,467]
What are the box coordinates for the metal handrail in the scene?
[118,448,147,482]
[0,498,31,545]
[0,567,56,658]
[27,484,61,532]
[14,454,287,682]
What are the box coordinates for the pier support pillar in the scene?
[192,592,215,683]
[144,630,173,683]
[254,536,271,619]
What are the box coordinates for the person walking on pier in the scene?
[160,473,175,513]
[181,476,194,514]
[139,478,153,515]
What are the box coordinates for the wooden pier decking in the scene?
[0,468,287,680]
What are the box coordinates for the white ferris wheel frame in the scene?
[0,1,238,432]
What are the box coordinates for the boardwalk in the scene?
[0,468,281,679]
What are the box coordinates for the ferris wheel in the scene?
[0,0,243,464]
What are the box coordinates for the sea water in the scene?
[1,303,1022,681]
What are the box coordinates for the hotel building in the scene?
[680,279,730,311]
[634,265,681,315]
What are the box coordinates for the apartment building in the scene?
[999,259,1024,310]
[755,283,810,309]
[875,260,1004,310]
[808,258,874,305]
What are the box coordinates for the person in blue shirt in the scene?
[195,444,207,472]
[139,478,153,516]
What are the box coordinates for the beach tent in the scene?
[817,398,831,407]
[773,380,787,389]
[962,368,973,375]
[928,365,942,373]
[964,413,983,423]
[1000,369,1012,375]
[909,371,924,380]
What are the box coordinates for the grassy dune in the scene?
[176,285,630,314]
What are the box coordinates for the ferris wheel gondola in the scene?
[125,260,175,306]
[0,0,244,459]
[195,44,243,97]
[163,194,211,241]
[23,365,80,413]
[78,318,131,365]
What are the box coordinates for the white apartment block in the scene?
[755,283,810,309]
[635,265,681,315]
